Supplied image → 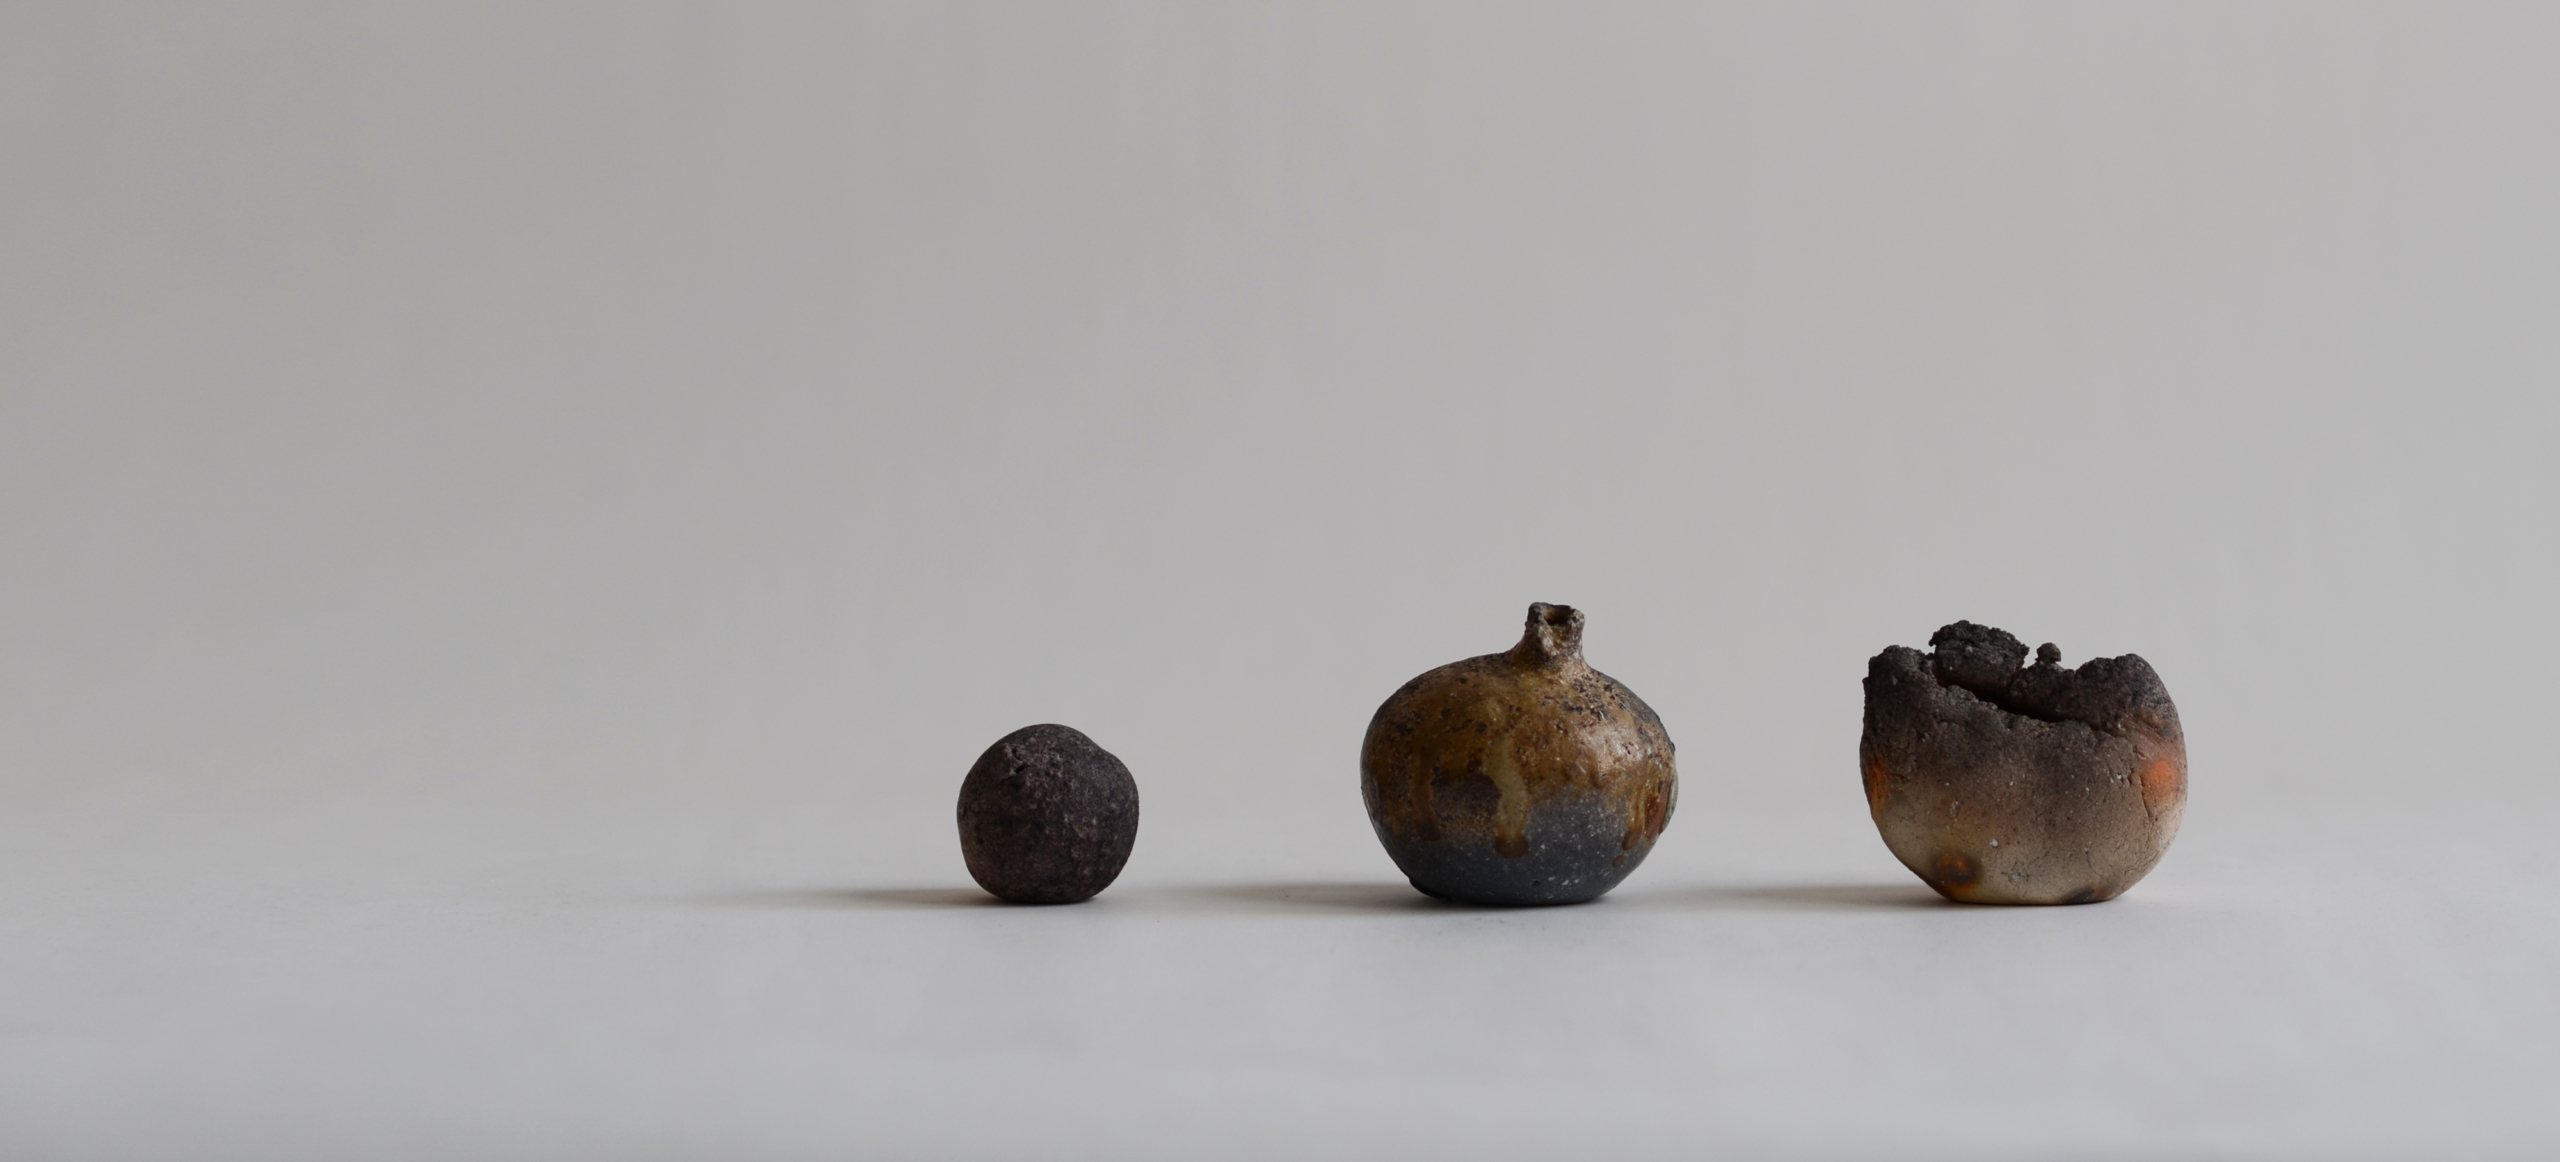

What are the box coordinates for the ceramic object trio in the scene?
[960,603,2186,907]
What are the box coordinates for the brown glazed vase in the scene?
[1861,621,2187,905]
[1360,603,1677,905]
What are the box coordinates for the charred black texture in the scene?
[1917,620,2178,737]
[957,724,1139,904]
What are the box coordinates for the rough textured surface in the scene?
[957,724,1140,904]
[1861,621,2187,905]
[1361,604,1678,905]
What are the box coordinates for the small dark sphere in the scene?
[957,724,1139,904]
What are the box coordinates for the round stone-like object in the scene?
[1360,603,1677,906]
[1861,621,2187,905]
[957,724,1139,904]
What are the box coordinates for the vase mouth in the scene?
[1511,602,1586,667]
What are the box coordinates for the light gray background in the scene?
[5,3,2557,1158]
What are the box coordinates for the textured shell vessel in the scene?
[1360,603,1677,906]
[1861,622,2186,905]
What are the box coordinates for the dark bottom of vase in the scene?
[1379,829,1653,906]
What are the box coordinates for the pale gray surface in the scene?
[4,4,2557,1158]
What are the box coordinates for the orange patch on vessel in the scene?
[2136,755,2184,818]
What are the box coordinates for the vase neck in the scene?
[1508,603,1587,668]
